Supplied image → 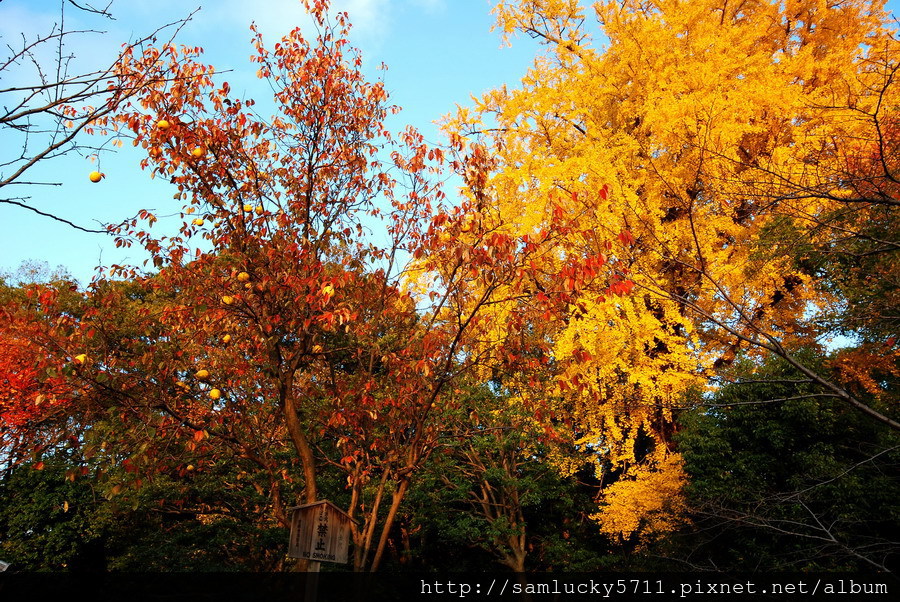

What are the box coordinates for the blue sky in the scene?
[0,0,539,284]
[1,0,898,284]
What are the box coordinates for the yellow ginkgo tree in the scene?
[446,0,900,541]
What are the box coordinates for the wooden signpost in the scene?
[287,500,353,564]
[288,500,354,602]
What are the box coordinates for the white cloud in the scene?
[2,0,453,103]
[215,0,315,41]
[5,0,448,68]
[336,0,392,44]
[186,0,393,50]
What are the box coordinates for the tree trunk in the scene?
[370,477,410,572]
[281,374,317,504]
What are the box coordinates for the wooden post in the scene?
[304,560,320,602]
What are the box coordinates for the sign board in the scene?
[287,500,354,564]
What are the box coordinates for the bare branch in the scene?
[1,4,199,230]
[0,198,106,233]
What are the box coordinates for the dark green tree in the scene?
[0,445,288,571]
[669,352,900,572]
[400,386,608,572]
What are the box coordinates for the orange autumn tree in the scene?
[0,282,83,469]
[16,0,628,571]
[97,4,444,571]
[447,0,900,543]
